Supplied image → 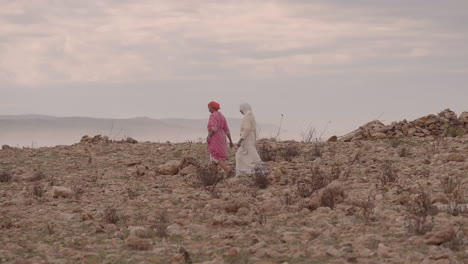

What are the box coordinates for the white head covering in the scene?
[240,103,252,114]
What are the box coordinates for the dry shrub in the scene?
[30,183,44,197]
[389,138,402,148]
[104,206,120,224]
[71,181,85,199]
[301,127,317,143]
[281,192,297,206]
[330,164,342,181]
[445,223,466,252]
[155,210,169,238]
[379,160,398,185]
[312,141,323,158]
[296,166,328,198]
[352,194,376,224]
[398,147,411,157]
[46,222,55,235]
[280,144,300,161]
[447,189,468,217]
[179,247,193,264]
[196,163,223,196]
[440,176,461,194]
[127,186,140,200]
[0,170,12,183]
[34,170,45,181]
[253,163,271,189]
[405,188,436,235]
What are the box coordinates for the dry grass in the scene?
[252,163,271,189]
[71,181,85,199]
[405,187,436,235]
[104,206,120,224]
[0,170,12,183]
[296,166,328,198]
[29,183,44,197]
[127,185,141,200]
[280,144,300,162]
[440,176,461,195]
[398,147,411,157]
[196,163,223,197]
[379,160,398,186]
[155,210,169,238]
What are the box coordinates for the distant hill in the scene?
[0,115,282,147]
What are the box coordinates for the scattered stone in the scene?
[423,225,455,245]
[446,153,465,162]
[158,160,180,175]
[180,165,197,176]
[125,236,151,250]
[51,186,73,198]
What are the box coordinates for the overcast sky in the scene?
[1,0,467,137]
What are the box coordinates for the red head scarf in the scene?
[208,101,220,111]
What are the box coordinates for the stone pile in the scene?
[80,135,138,144]
[342,109,468,141]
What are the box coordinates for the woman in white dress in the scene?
[235,103,262,176]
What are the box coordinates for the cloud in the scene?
[0,0,467,85]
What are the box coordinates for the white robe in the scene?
[236,110,262,175]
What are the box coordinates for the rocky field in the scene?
[1,119,468,263]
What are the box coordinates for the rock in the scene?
[402,124,410,135]
[158,160,180,175]
[459,111,468,123]
[125,137,138,144]
[371,132,387,139]
[326,247,342,258]
[128,226,146,236]
[327,136,338,142]
[236,207,250,216]
[307,196,320,211]
[447,153,465,162]
[167,224,187,236]
[274,167,289,185]
[180,165,197,176]
[377,243,393,258]
[124,159,142,166]
[423,225,455,245]
[20,171,44,182]
[408,128,417,137]
[1,145,12,150]
[431,194,449,204]
[125,236,151,250]
[224,199,249,214]
[51,186,73,198]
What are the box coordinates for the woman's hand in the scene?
[236,139,243,148]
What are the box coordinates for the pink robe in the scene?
[207,111,230,161]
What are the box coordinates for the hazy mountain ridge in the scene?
[0,115,282,147]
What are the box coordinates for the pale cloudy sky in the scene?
[1,0,467,137]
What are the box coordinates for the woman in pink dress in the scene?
[207,101,234,175]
